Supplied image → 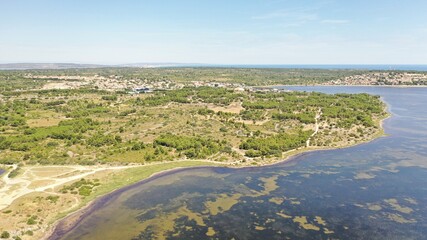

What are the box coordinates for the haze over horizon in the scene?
[1,0,427,65]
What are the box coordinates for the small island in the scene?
[0,68,389,239]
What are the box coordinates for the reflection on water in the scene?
[56,87,427,240]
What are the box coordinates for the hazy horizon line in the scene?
[1,62,426,66]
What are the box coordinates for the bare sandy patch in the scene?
[31,167,75,178]
[42,81,88,90]
[28,180,56,189]
[208,102,243,114]
[27,118,63,128]
[0,165,135,210]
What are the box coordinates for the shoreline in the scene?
[43,97,391,240]
[44,165,219,240]
[44,112,389,239]
[261,84,427,88]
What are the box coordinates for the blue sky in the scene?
[1,0,427,64]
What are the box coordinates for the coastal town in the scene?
[23,73,273,93]
[324,72,427,86]
[22,70,427,95]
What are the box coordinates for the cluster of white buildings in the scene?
[326,72,427,86]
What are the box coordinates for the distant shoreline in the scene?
[1,63,427,71]
[256,84,427,89]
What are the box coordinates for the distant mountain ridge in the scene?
[117,63,199,68]
[0,63,110,70]
[1,63,426,71]
[0,63,196,70]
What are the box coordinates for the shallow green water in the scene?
[53,87,427,240]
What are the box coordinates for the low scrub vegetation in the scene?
[0,70,386,164]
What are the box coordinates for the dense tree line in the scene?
[154,133,228,159]
[240,130,313,157]
[240,109,265,121]
[272,112,315,124]
[87,132,122,147]
[0,100,28,128]
[138,87,243,106]
[242,91,384,128]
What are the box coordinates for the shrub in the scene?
[8,167,20,178]
[101,95,118,101]
[46,195,60,203]
[79,185,93,196]
[26,216,37,225]
[0,231,10,239]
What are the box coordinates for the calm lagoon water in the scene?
[52,87,427,240]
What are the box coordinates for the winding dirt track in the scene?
[306,108,322,147]
[0,165,136,210]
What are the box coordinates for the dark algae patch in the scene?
[50,87,427,240]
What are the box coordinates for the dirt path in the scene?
[0,159,237,211]
[306,108,322,147]
[0,165,137,210]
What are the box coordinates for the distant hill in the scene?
[0,62,200,70]
[0,63,110,70]
[117,63,198,68]
[3,63,426,71]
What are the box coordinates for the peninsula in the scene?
[0,68,389,239]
